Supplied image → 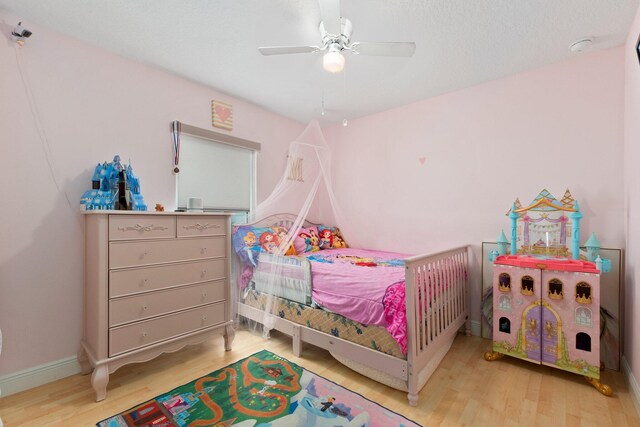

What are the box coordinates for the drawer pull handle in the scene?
[140,251,151,258]
[183,223,220,232]
[329,340,334,345]
[201,247,207,254]
[202,315,207,321]
[202,292,208,298]
[141,278,148,287]
[201,269,207,277]
[142,332,148,338]
[118,224,168,233]
[142,305,148,311]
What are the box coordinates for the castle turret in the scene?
[91,163,103,190]
[497,230,509,256]
[509,203,519,255]
[569,200,583,260]
[585,232,601,262]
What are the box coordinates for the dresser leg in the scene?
[91,365,109,402]
[585,376,613,396]
[483,351,504,361]
[224,324,235,351]
[77,345,93,375]
[407,392,418,407]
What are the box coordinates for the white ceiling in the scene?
[0,0,638,125]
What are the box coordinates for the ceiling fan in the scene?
[258,0,416,73]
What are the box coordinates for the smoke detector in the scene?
[569,38,593,53]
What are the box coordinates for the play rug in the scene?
[97,349,421,427]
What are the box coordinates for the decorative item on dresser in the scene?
[78,211,234,401]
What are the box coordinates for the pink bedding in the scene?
[301,248,410,353]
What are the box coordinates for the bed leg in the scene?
[292,325,302,357]
[407,366,418,406]
[464,317,471,336]
[224,323,235,351]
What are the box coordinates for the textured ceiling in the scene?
[0,0,637,125]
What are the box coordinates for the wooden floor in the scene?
[1,330,639,426]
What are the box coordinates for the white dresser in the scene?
[78,211,234,401]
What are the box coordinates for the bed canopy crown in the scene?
[234,120,346,333]
[249,120,345,254]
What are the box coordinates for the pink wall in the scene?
[0,5,631,390]
[0,9,303,376]
[624,6,640,389]
[325,47,625,325]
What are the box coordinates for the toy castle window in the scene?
[499,317,511,333]
[575,282,592,304]
[576,332,592,352]
[575,307,592,327]
[498,273,511,292]
[548,278,563,300]
[498,295,511,312]
[521,275,535,296]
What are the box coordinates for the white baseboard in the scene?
[469,320,481,337]
[0,356,80,397]
[622,356,640,417]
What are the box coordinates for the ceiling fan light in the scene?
[323,50,345,73]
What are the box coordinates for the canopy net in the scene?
[232,120,347,337]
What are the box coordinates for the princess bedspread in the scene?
[233,225,414,355]
[301,248,412,355]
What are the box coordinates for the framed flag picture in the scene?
[212,100,233,131]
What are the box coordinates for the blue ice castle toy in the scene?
[80,155,147,211]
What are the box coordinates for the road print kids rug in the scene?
[98,349,420,427]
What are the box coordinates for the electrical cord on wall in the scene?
[13,41,74,211]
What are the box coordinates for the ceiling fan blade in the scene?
[319,0,341,35]
[350,42,416,57]
[258,46,320,56]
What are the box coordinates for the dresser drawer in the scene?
[109,237,226,269]
[109,259,226,297]
[109,215,176,241]
[109,280,226,327]
[109,302,226,356]
[177,216,227,238]
[109,258,227,298]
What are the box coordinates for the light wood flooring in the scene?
[1,330,639,426]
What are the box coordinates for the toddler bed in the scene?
[234,214,470,406]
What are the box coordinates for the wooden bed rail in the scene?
[404,245,471,266]
[404,244,470,405]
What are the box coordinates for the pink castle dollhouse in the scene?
[484,189,612,396]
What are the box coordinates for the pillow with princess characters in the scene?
[317,226,348,249]
[293,226,321,254]
[233,225,296,267]
[331,226,348,248]
[272,226,298,256]
[293,225,348,253]
[317,226,334,250]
